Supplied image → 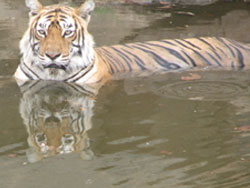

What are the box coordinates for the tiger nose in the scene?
[45,52,61,60]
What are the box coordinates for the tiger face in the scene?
[19,0,96,80]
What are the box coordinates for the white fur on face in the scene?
[18,6,95,81]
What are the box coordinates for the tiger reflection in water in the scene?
[18,81,98,163]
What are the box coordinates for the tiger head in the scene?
[19,81,97,163]
[19,0,96,80]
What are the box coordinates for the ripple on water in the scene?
[154,80,250,101]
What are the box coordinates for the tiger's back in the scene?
[96,37,250,75]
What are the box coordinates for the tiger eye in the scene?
[37,30,46,36]
[64,30,73,36]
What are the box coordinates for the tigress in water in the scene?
[14,0,250,85]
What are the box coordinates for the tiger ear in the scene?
[78,0,95,22]
[25,0,43,16]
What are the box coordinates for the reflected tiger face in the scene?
[19,81,96,163]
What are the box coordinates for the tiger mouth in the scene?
[43,63,67,71]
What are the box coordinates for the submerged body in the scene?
[96,37,250,75]
[14,0,250,85]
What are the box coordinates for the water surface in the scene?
[0,1,250,188]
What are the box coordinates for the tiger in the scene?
[14,0,250,86]
[19,81,95,163]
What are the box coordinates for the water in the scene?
[1,0,250,187]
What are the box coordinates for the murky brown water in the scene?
[1,0,250,187]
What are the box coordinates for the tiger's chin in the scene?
[42,62,68,77]
[47,68,62,77]
[43,63,67,71]
[41,65,73,80]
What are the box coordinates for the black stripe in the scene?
[71,33,77,42]
[20,65,34,80]
[198,38,216,50]
[227,39,250,51]
[67,82,95,96]
[181,50,197,67]
[75,22,78,30]
[216,46,227,57]
[120,48,146,70]
[20,81,40,93]
[80,117,84,132]
[216,38,236,57]
[45,15,54,19]
[136,42,153,50]
[32,42,39,51]
[78,29,81,45]
[206,52,222,67]
[70,64,95,82]
[194,50,212,66]
[96,50,115,74]
[172,39,200,52]
[173,39,212,66]
[23,62,41,79]
[72,43,81,49]
[110,47,132,72]
[29,30,33,43]
[64,66,88,81]
[98,51,116,74]
[45,9,68,15]
[198,38,222,60]
[34,20,38,30]
[144,42,190,65]
[100,48,122,72]
[59,15,67,19]
[231,61,235,69]
[59,18,66,22]
[95,77,104,84]
[182,39,202,50]
[132,45,181,70]
[161,40,177,46]
[123,44,134,49]
[232,46,245,69]
[34,34,40,41]
[77,49,82,56]
[44,10,56,15]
